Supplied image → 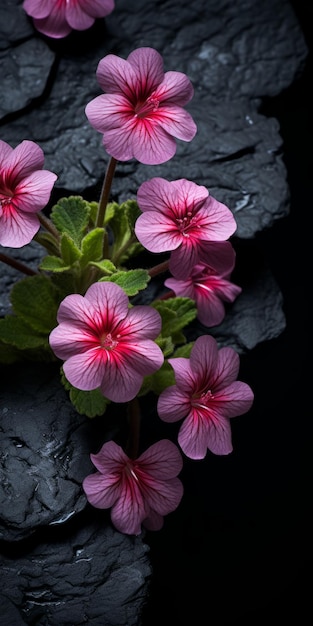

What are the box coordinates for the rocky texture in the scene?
[0,521,151,625]
[0,0,309,624]
[0,0,308,237]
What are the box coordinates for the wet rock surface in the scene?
[0,0,309,624]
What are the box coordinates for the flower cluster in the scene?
[0,44,254,536]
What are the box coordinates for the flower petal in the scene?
[157,387,191,423]
[205,413,233,455]
[189,335,219,386]
[82,472,120,509]
[117,305,162,340]
[177,410,210,460]
[137,440,183,479]
[96,54,139,97]
[141,477,183,515]
[156,71,195,105]
[15,170,57,212]
[213,381,254,417]
[6,140,44,184]
[0,207,39,248]
[85,94,133,132]
[156,105,197,141]
[111,480,147,535]
[90,440,128,473]
[127,47,165,95]
[63,349,108,391]
[135,211,181,253]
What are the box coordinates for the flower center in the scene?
[0,190,13,215]
[176,211,199,237]
[134,94,160,119]
[99,332,119,350]
[191,389,214,409]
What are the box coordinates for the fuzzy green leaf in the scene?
[0,316,49,349]
[80,228,105,267]
[138,361,175,397]
[89,259,117,275]
[10,275,60,334]
[153,297,197,341]
[34,232,60,256]
[50,196,90,246]
[99,269,150,296]
[39,256,70,272]
[60,232,82,265]
[61,371,110,417]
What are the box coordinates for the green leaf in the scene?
[80,228,105,267]
[87,201,100,226]
[153,297,197,343]
[61,371,110,417]
[173,342,194,358]
[60,232,82,265]
[99,269,150,296]
[107,200,143,263]
[89,259,117,275]
[0,316,49,350]
[156,335,175,357]
[39,255,70,272]
[10,275,60,334]
[50,196,90,246]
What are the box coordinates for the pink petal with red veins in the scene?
[198,197,237,239]
[135,211,181,252]
[78,0,114,18]
[49,323,98,359]
[213,381,254,417]
[178,410,210,459]
[66,4,94,30]
[127,47,164,95]
[0,140,13,168]
[100,124,139,161]
[119,340,164,376]
[156,105,197,141]
[156,71,194,105]
[96,55,139,97]
[138,440,183,479]
[131,119,177,165]
[99,347,161,402]
[195,289,226,327]
[90,440,128,473]
[137,177,178,214]
[15,171,57,212]
[189,335,219,385]
[141,477,183,515]
[63,348,108,391]
[157,386,191,423]
[111,480,147,535]
[169,242,199,279]
[84,282,129,328]
[165,276,194,300]
[82,472,120,509]
[54,292,102,328]
[6,141,44,184]
[23,0,51,19]
[33,4,71,38]
[85,94,133,132]
[213,346,241,388]
[166,357,195,391]
[117,305,162,340]
[0,208,39,248]
[205,413,233,455]
[198,241,236,276]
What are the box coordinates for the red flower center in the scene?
[134,94,160,119]
[99,332,119,350]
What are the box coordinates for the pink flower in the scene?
[49,282,164,403]
[23,0,114,39]
[85,47,197,165]
[0,140,57,248]
[157,335,254,459]
[83,439,184,534]
[164,260,242,327]
[135,177,237,278]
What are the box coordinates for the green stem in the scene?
[148,259,170,278]
[38,212,60,241]
[96,156,118,228]
[126,397,141,460]
[0,252,37,276]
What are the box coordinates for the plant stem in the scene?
[38,212,60,241]
[0,252,37,276]
[111,234,137,265]
[126,397,141,459]
[96,156,118,228]
[148,259,170,278]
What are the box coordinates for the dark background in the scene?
[141,1,312,624]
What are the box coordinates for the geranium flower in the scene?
[83,439,184,534]
[0,140,57,248]
[157,335,254,459]
[49,281,164,403]
[23,0,114,39]
[135,177,237,278]
[85,47,197,165]
[164,261,242,327]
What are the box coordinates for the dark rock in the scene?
[0,0,34,49]
[0,520,151,625]
[0,0,307,237]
